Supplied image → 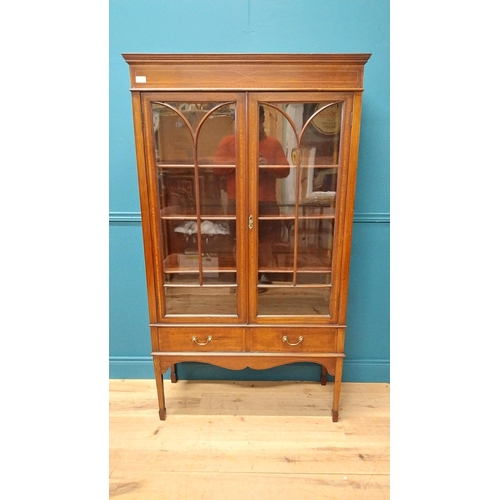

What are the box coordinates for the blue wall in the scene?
[109,0,390,382]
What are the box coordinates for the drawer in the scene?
[158,327,246,352]
[250,327,340,353]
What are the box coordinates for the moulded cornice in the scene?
[121,53,372,65]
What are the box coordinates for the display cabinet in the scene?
[123,53,370,421]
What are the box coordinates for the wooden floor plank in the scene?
[110,380,390,498]
[110,472,390,500]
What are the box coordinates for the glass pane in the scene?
[301,103,340,204]
[165,287,237,315]
[303,102,342,166]
[158,169,196,216]
[163,251,237,279]
[258,288,330,316]
[158,168,235,218]
[296,273,331,285]
[153,101,239,316]
[198,103,235,164]
[160,209,236,273]
[296,218,334,272]
[154,104,194,164]
[153,102,236,164]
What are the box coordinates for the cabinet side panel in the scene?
[131,91,158,324]
[337,92,364,324]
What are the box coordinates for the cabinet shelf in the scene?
[259,164,338,169]
[276,205,335,217]
[158,163,337,170]
[160,207,236,219]
[259,215,335,221]
[163,252,331,274]
[160,207,334,219]
[157,162,236,169]
[256,283,332,289]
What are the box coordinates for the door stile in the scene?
[235,93,249,323]
[247,94,260,322]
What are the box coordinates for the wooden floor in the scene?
[110,379,390,499]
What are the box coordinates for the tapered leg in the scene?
[170,363,178,383]
[332,357,344,422]
[320,366,327,385]
[153,357,166,420]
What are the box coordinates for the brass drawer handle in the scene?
[282,335,303,346]
[192,335,212,346]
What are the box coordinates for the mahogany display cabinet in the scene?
[122,53,371,421]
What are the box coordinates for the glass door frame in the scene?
[248,92,355,325]
[141,91,249,324]
[138,90,355,325]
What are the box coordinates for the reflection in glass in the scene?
[158,169,234,217]
[152,101,238,316]
[295,218,334,271]
[153,102,236,164]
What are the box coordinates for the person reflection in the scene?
[214,105,290,289]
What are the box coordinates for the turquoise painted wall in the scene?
[109,0,390,382]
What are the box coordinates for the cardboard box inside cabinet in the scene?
[157,111,235,163]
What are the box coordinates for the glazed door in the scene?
[141,91,353,324]
[141,92,248,323]
[248,93,354,324]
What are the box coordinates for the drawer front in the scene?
[250,327,340,353]
[158,327,246,352]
